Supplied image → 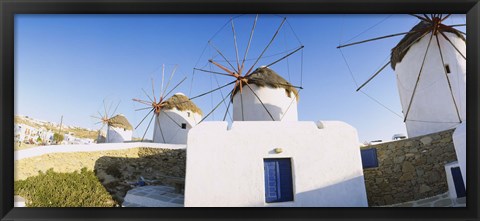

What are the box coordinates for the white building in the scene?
[232,67,298,121]
[185,67,367,207]
[153,93,203,144]
[391,21,466,138]
[106,114,133,143]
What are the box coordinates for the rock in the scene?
[419,184,431,193]
[402,162,415,173]
[420,136,433,145]
[394,156,405,164]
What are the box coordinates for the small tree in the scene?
[53,133,64,144]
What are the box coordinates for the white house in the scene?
[106,114,133,143]
[153,93,203,144]
[232,67,298,121]
[391,20,466,138]
[185,67,368,207]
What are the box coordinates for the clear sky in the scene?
[14,14,466,143]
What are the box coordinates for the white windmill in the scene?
[91,101,133,143]
[337,14,466,138]
[191,14,304,123]
[133,64,203,144]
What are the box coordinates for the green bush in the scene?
[53,133,64,144]
[14,168,116,207]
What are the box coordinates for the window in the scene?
[445,64,451,74]
[181,123,187,129]
[451,167,466,198]
[187,112,191,117]
[264,158,294,203]
[361,148,378,169]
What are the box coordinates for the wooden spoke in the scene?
[194,68,233,77]
[135,106,152,111]
[162,64,178,99]
[209,60,235,76]
[132,98,152,106]
[423,14,432,21]
[103,99,108,119]
[447,24,465,28]
[435,34,462,123]
[209,41,238,73]
[409,14,430,22]
[198,90,234,124]
[141,88,154,103]
[356,62,391,91]
[441,14,451,22]
[404,32,435,122]
[241,14,258,74]
[245,83,275,121]
[155,113,166,143]
[163,111,183,128]
[245,17,287,75]
[337,30,420,49]
[439,31,466,60]
[164,76,187,99]
[223,98,232,121]
[161,64,165,99]
[111,101,121,116]
[141,113,155,142]
[265,45,304,68]
[190,80,236,100]
[151,78,156,103]
[135,108,154,130]
[231,18,241,71]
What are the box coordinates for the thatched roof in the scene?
[232,67,299,101]
[163,93,203,115]
[108,114,133,130]
[391,21,465,70]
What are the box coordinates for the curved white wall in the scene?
[185,121,367,207]
[452,122,466,188]
[107,126,132,143]
[153,108,202,144]
[232,84,298,121]
[395,32,466,138]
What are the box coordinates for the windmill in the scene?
[91,100,132,143]
[133,64,203,144]
[337,14,466,138]
[190,14,304,123]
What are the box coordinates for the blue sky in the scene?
[14,14,466,142]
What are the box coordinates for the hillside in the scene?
[15,115,98,140]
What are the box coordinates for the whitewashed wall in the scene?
[395,32,466,138]
[107,126,132,143]
[185,121,368,207]
[153,108,202,144]
[232,85,298,121]
[452,122,466,188]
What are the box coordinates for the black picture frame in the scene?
[1,0,479,220]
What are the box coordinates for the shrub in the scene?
[53,133,64,144]
[14,168,116,207]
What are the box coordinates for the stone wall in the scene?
[361,129,457,206]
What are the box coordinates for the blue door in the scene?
[264,158,294,203]
[451,167,466,198]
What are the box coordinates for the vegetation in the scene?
[53,133,64,144]
[14,168,117,207]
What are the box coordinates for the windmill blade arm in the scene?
[190,80,236,100]
[337,30,419,49]
[245,83,275,121]
[265,45,304,69]
[194,68,234,77]
[163,76,187,99]
[356,61,391,91]
[198,90,234,124]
